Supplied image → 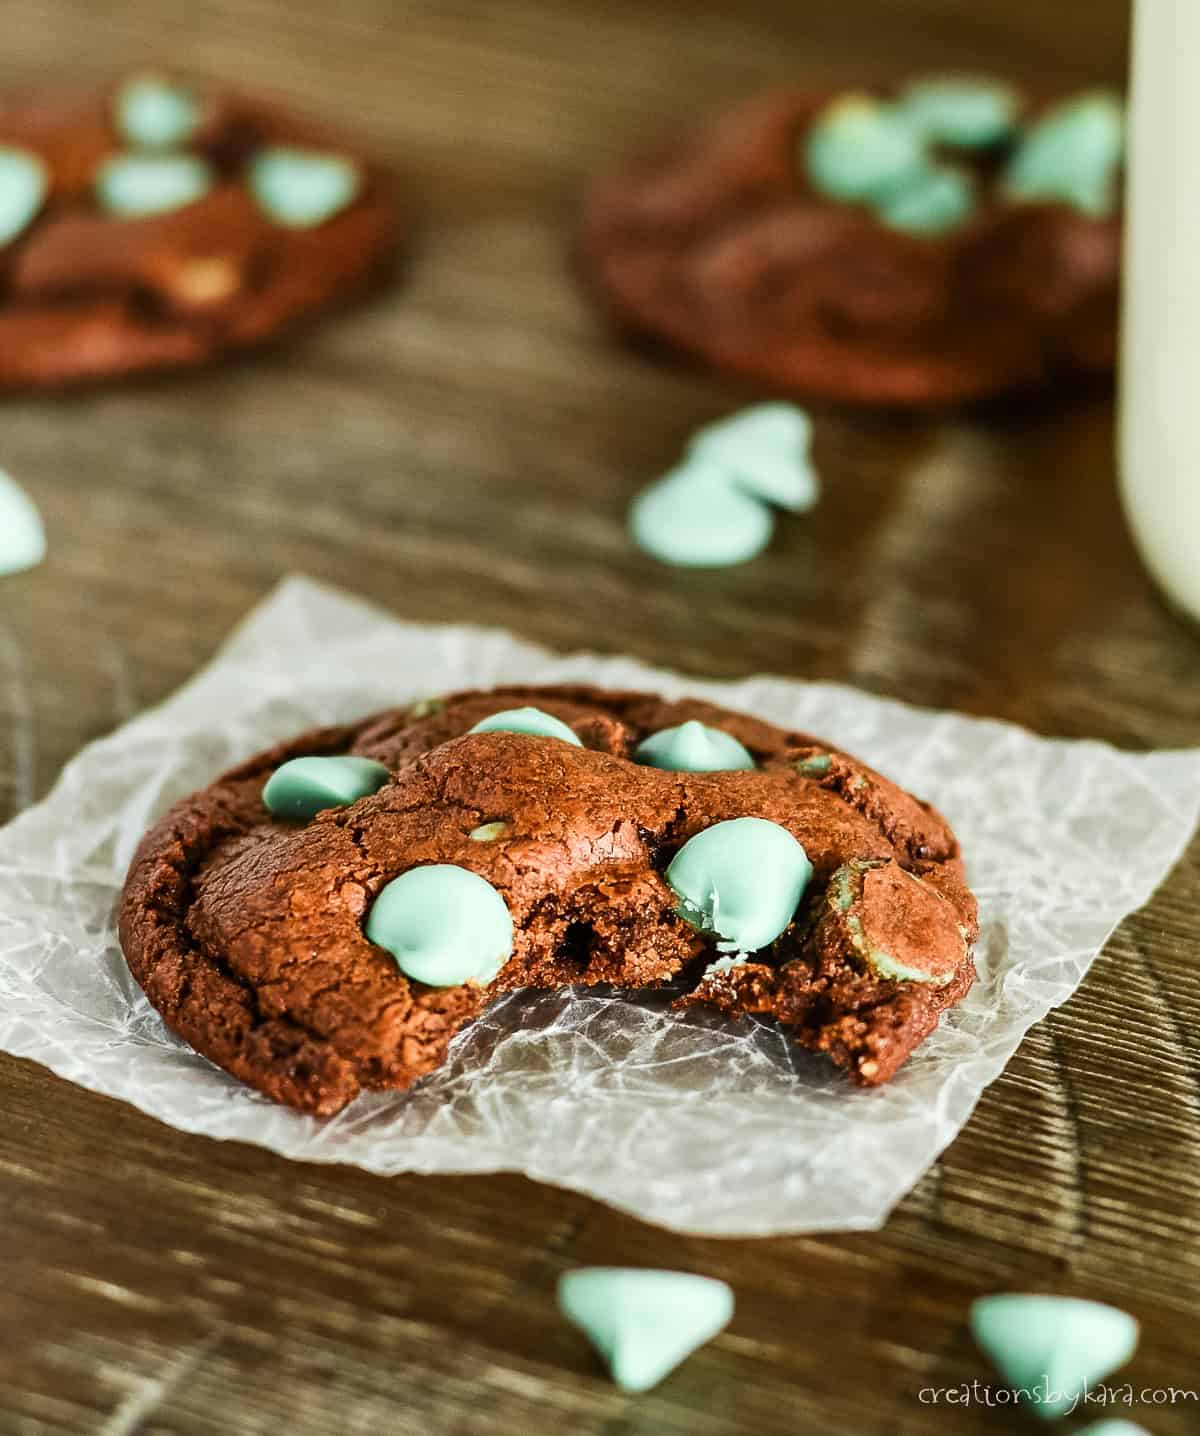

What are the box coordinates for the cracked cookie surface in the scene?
[0,77,401,386]
[119,686,978,1114]
[579,88,1120,406]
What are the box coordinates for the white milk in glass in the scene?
[1120,0,1200,622]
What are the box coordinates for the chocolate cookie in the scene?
[119,687,978,1114]
[0,74,402,385]
[579,81,1123,405]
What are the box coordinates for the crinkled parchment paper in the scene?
[2,577,1198,1236]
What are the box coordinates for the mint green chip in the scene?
[896,76,1019,148]
[558,1268,734,1393]
[688,403,819,512]
[1003,89,1125,217]
[468,707,582,745]
[114,74,200,150]
[365,864,513,987]
[634,720,755,773]
[0,146,47,246]
[631,464,775,568]
[263,755,389,820]
[667,816,812,953]
[631,403,821,568]
[95,152,213,218]
[0,468,46,576]
[970,1294,1138,1419]
[1076,1422,1151,1436]
[804,93,926,202]
[876,164,975,234]
[248,146,362,228]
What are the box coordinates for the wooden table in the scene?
[7,2,1199,1432]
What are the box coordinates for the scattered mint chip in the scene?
[970,1294,1139,1419]
[631,463,775,568]
[0,469,46,576]
[558,1268,733,1392]
[688,403,819,512]
[630,402,819,568]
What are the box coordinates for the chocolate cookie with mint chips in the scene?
[119,686,977,1114]
[579,77,1122,406]
[0,73,401,385]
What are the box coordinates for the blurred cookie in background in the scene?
[579,79,1123,406]
[0,73,404,386]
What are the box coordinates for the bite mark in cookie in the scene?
[119,686,978,1113]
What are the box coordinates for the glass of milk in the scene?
[1120,0,1200,623]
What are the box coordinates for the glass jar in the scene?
[1120,0,1200,623]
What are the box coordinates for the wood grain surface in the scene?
[5,2,1200,1433]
